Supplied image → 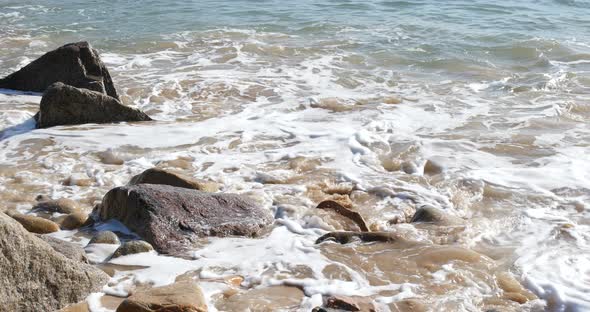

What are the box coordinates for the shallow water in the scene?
[1,1,590,311]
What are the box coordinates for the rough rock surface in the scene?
[9,213,60,234]
[0,213,109,311]
[38,235,89,263]
[116,281,207,312]
[129,168,219,192]
[37,82,151,128]
[0,41,119,99]
[98,184,273,253]
[112,240,154,258]
[89,231,120,245]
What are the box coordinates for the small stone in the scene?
[89,231,120,245]
[35,194,52,202]
[112,240,154,258]
[423,159,443,175]
[60,212,89,230]
[33,198,81,214]
[115,281,207,312]
[10,213,60,234]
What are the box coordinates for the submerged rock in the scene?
[33,198,81,214]
[316,231,405,244]
[37,82,151,128]
[9,213,60,234]
[0,41,119,99]
[423,159,444,175]
[410,205,464,226]
[98,184,273,253]
[89,231,120,245]
[112,240,154,258]
[116,281,207,312]
[0,213,109,311]
[129,167,219,192]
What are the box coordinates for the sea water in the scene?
[1,1,589,311]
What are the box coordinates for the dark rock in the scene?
[0,41,119,99]
[33,198,81,214]
[410,205,464,225]
[112,240,154,258]
[129,168,219,192]
[316,200,369,232]
[9,213,60,234]
[324,295,375,311]
[98,184,273,253]
[0,213,109,311]
[38,235,89,263]
[115,281,207,312]
[89,231,120,245]
[316,231,404,244]
[37,82,151,128]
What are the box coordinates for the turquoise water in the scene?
[1,1,590,311]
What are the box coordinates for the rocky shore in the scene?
[0,42,540,311]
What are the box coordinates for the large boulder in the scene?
[129,168,219,192]
[116,281,207,312]
[98,184,273,253]
[38,235,89,263]
[0,213,109,311]
[0,41,119,99]
[37,82,151,128]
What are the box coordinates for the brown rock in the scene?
[112,240,154,258]
[0,41,119,99]
[129,168,219,192]
[0,213,109,311]
[98,184,272,253]
[33,198,81,214]
[60,212,90,230]
[9,213,60,234]
[389,299,427,312]
[37,82,151,128]
[317,200,369,232]
[116,281,207,312]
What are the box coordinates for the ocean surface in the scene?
[1,1,590,311]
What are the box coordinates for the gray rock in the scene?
[37,82,151,128]
[0,41,119,99]
[0,213,109,311]
[112,240,153,258]
[38,235,89,263]
[98,184,273,253]
[89,231,120,245]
